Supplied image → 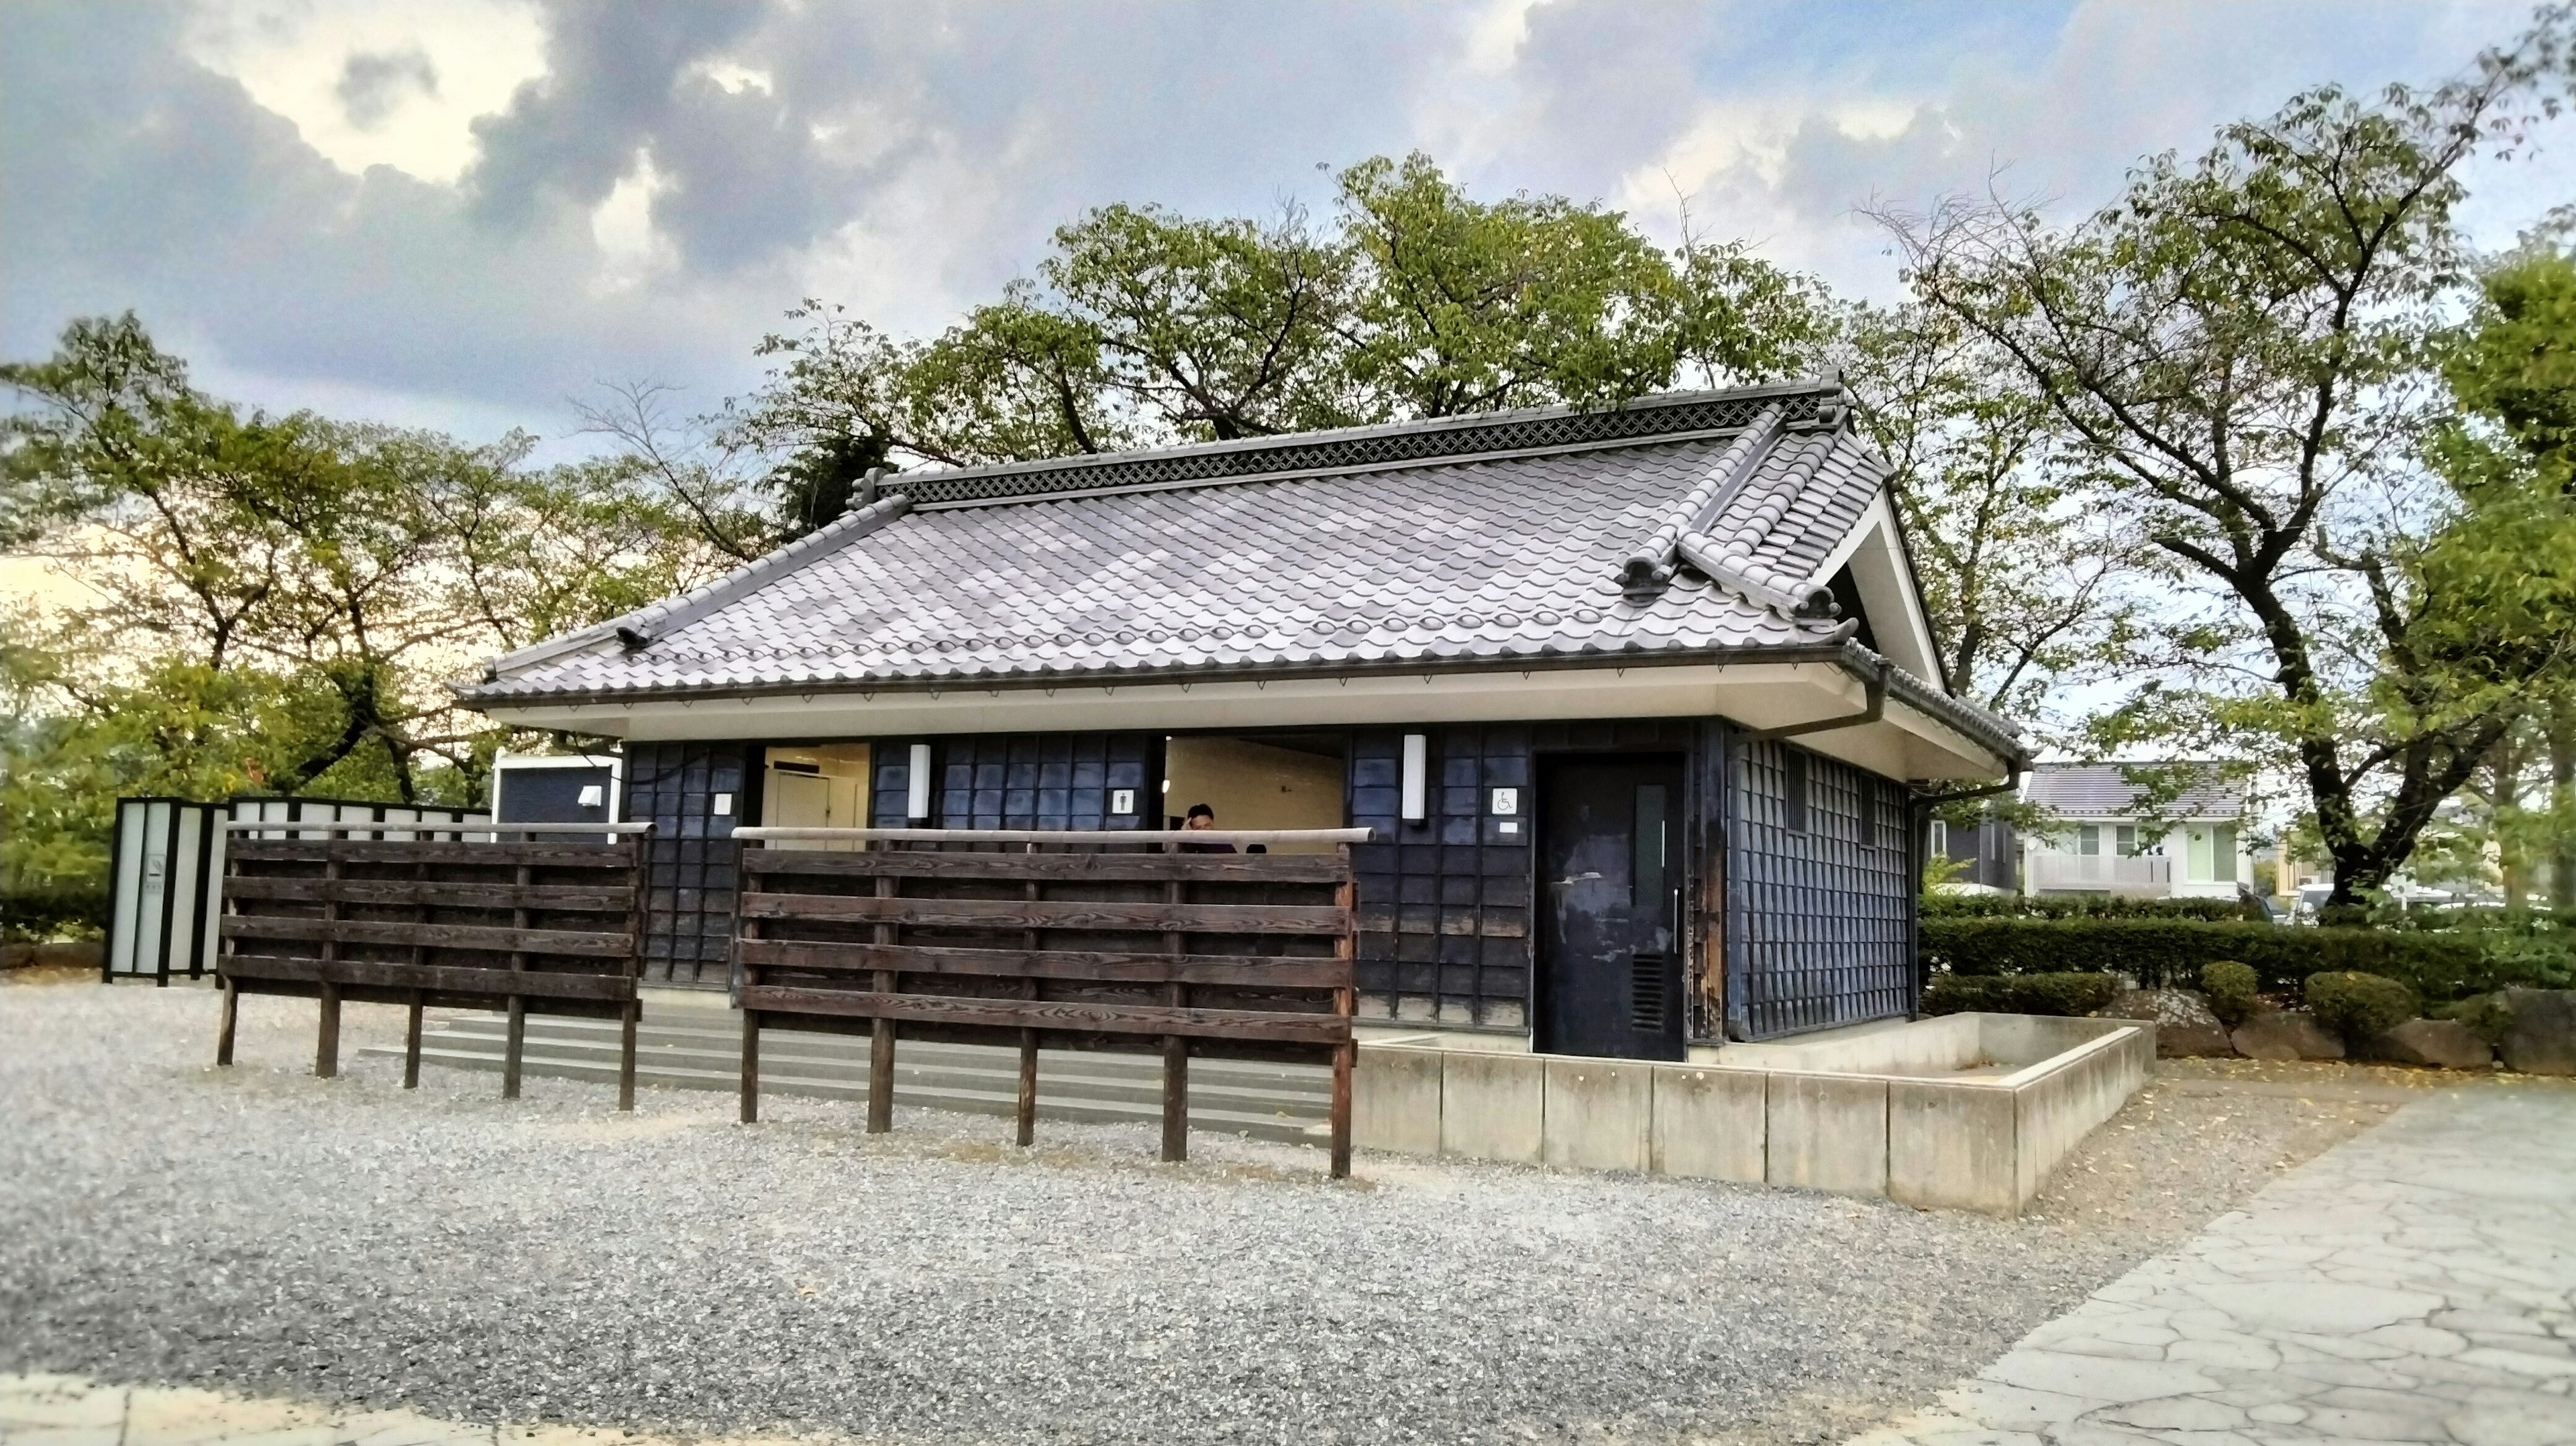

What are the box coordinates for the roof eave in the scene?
[456,641,1862,712]
[456,637,2029,769]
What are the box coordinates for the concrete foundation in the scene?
[1437,1050,1546,1164]
[1540,1059,1651,1172]
[1354,1013,2154,1215]
[1647,1066,1765,1182]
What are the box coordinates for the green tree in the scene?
[2424,239,2576,907]
[721,153,1829,504]
[1,315,729,934]
[1877,21,2576,904]
[1837,300,2162,724]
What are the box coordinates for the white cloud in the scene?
[1462,0,1541,75]
[184,0,547,183]
[588,148,677,295]
[8,0,2563,461]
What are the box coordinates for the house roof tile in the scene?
[459,380,2021,762]
[2024,763,2242,820]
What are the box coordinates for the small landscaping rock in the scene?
[1,940,103,971]
[2434,992,2514,1044]
[2499,989,2576,1076]
[2366,1018,2493,1071]
[2104,989,2233,1057]
[2231,1009,2345,1062]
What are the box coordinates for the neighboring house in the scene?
[2021,763,2250,899]
[1928,811,2019,893]
[454,380,2025,1050]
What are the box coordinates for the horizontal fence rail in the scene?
[215,828,651,1107]
[221,819,649,841]
[735,828,1364,1176]
[733,826,1375,846]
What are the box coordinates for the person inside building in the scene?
[1179,802,1234,853]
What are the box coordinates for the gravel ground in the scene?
[0,977,2396,1446]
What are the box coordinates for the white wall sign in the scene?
[1490,787,1519,816]
[712,792,733,817]
[1110,788,1136,816]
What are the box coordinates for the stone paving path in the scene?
[1853,1089,2576,1446]
[0,1374,804,1446]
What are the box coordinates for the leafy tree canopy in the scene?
[0,315,733,935]
[1876,15,2576,903]
[720,153,1832,492]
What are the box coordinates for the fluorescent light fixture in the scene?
[906,743,933,821]
[1401,734,1428,824]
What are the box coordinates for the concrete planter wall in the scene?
[1354,1013,2155,1215]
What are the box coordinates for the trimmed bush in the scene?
[1923,970,2120,1018]
[1919,915,2569,1005]
[1922,893,2263,922]
[2201,960,2260,1027]
[0,884,109,943]
[2432,992,2516,1045]
[2306,970,2420,1044]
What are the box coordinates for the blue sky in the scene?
[3,1,2565,458]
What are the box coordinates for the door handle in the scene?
[1550,872,1603,889]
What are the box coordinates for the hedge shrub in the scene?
[2306,971,2419,1043]
[1922,893,2263,922]
[0,885,109,943]
[1918,916,2572,1005]
[2433,993,2516,1044]
[1923,971,2121,1017]
[2200,960,2260,1027]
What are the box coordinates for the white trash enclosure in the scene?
[1354,1013,2155,1214]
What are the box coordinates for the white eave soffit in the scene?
[1804,491,1941,686]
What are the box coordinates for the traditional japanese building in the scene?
[458,377,2024,1050]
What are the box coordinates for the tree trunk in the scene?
[2492,740,2526,913]
[2553,698,2575,913]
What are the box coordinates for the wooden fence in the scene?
[215,822,649,1107]
[732,827,1366,1176]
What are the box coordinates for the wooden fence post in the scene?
[739,854,763,1124]
[620,834,645,1112]
[316,981,341,1078]
[216,977,239,1068]
[1331,844,1356,1180]
[867,865,898,1134]
[404,852,427,1089]
[1161,867,1188,1164]
[215,846,239,1067]
[501,856,532,1099]
[1017,840,1040,1148]
[315,849,341,1079]
[403,993,424,1089]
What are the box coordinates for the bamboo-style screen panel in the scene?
[733,827,1363,1176]
[215,824,648,1107]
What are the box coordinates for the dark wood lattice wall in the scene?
[1723,734,1917,1040]
[621,721,1922,1032]
[868,734,1157,830]
[1346,720,1713,1032]
[623,740,752,987]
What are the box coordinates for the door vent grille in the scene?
[1629,954,1668,1032]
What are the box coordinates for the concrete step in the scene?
[412,1024,1330,1115]
[469,1012,1327,1080]
[360,1009,1333,1144]
[422,1014,1332,1103]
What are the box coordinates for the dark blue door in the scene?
[1536,755,1685,1060]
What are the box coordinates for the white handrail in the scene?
[223,820,652,835]
[733,826,1374,845]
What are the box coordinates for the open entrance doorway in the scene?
[761,744,871,848]
[1160,733,1347,853]
[1536,753,1686,1060]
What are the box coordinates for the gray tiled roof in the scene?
[2025,763,2241,820]
[460,382,2020,761]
